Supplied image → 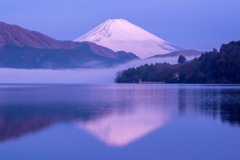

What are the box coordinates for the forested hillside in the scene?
[116,41,240,84]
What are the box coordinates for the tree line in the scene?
[116,41,240,84]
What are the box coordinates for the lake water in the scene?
[0,84,240,160]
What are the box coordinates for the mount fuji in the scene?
[75,19,178,59]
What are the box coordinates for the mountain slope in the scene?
[0,22,78,49]
[0,42,138,69]
[150,50,202,58]
[0,22,138,69]
[75,19,178,59]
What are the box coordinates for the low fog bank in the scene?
[0,56,197,84]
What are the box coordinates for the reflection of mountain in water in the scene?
[216,89,240,125]
[0,85,106,142]
[0,85,240,145]
[177,85,240,126]
[78,106,171,147]
[0,85,177,143]
[0,105,94,142]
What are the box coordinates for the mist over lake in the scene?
[0,56,198,84]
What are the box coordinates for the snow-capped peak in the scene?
[75,19,178,58]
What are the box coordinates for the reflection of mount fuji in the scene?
[0,85,175,143]
[0,85,240,145]
[77,106,171,147]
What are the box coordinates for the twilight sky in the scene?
[0,0,239,51]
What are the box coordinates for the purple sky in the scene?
[0,0,239,51]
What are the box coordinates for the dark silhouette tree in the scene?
[178,55,187,64]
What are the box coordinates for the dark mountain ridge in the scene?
[0,22,79,49]
[0,22,138,68]
[150,49,202,58]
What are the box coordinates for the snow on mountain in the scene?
[75,19,178,59]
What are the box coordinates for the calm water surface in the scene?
[0,84,240,160]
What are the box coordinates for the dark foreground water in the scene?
[0,84,240,160]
